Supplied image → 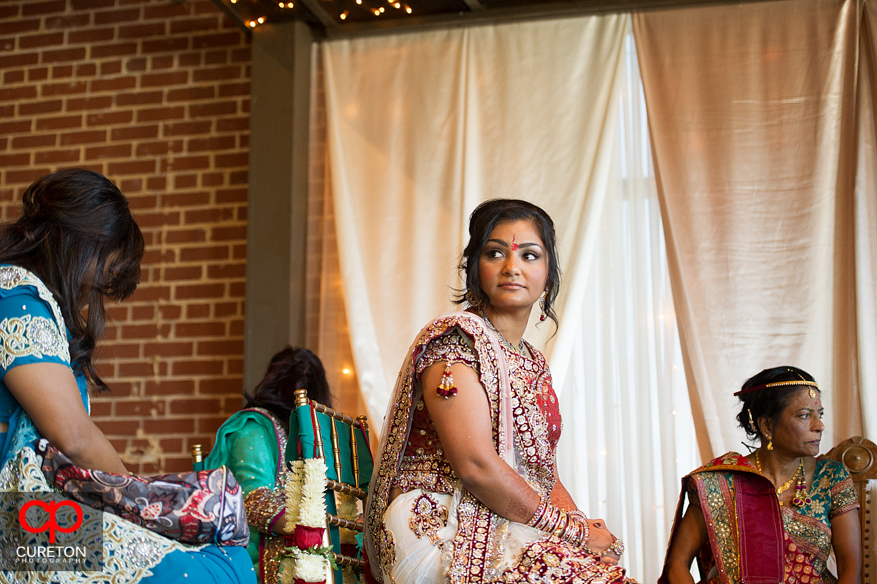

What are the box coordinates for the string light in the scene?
[404,4,412,13]
[247,20,257,27]
[342,368,352,375]
[258,16,265,22]
[340,10,348,19]
[393,2,400,7]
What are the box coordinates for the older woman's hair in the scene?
[735,366,819,440]
[0,169,144,392]
[455,199,562,327]
[245,346,332,431]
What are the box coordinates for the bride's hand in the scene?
[585,519,620,565]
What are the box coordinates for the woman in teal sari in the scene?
[0,169,255,584]
[205,346,333,584]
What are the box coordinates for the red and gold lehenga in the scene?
[364,312,632,584]
[659,453,859,584]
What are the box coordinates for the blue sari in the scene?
[0,265,255,584]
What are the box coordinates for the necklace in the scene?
[754,451,809,507]
[476,308,527,357]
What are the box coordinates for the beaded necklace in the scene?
[754,451,811,507]
[476,308,527,357]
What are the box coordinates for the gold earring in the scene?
[766,436,773,451]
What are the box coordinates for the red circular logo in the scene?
[19,500,83,544]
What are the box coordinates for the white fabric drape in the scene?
[322,16,629,424]
[553,31,697,581]
[633,0,862,459]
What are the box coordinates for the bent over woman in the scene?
[365,199,634,584]
[0,169,255,584]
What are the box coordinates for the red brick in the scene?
[0,20,40,36]
[199,378,242,395]
[231,48,249,62]
[116,400,167,417]
[172,359,224,375]
[185,207,233,223]
[85,144,133,160]
[197,340,244,356]
[0,5,19,17]
[151,55,173,69]
[119,178,142,192]
[229,317,244,334]
[186,304,211,319]
[99,343,141,359]
[174,283,225,300]
[0,86,37,101]
[51,65,74,79]
[135,140,181,156]
[215,152,247,168]
[189,101,237,118]
[205,50,228,65]
[144,379,195,396]
[90,401,112,417]
[202,172,224,186]
[22,0,65,15]
[192,32,242,49]
[34,150,80,164]
[35,115,83,131]
[216,188,246,204]
[1,121,33,135]
[0,53,38,70]
[0,153,31,167]
[100,61,122,76]
[111,125,159,141]
[135,210,181,227]
[94,8,141,25]
[141,71,189,88]
[19,99,62,115]
[118,22,166,39]
[232,244,246,260]
[11,134,54,148]
[76,63,97,77]
[96,420,140,435]
[169,398,221,414]
[90,43,138,59]
[72,0,114,9]
[163,121,212,136]
[116,91,162,106]
[119,361,168,377]
[144,342,193,358]
[19,32,64,49]
[144,419,194,435]
[41,80,88,96]
[159,305,182,320]
[230,170,247,184]
[170,17,220,34]
[179,53,201,67]
[136,106,185,122]
[67,96,113,111]
[126,57,147,72]
[188,136,236,152]
[142,38,189,53]
[68,28,116,44]
[227,358,243,375]
[87,111,134,126]
[164,155,209,171]
[167,86,214,102]
[193,65,241,83]
[165,228,207,244]
[173,174,198,189]
[146,176,166,190]
[207,263,246,279]
[120,323,171,339]
[90,76,137,92]
[176,321,226,337]
[215,302,240,317]
[144,3,192,18]
[163,265,202,280]
[5,168,52,184]
[42,48,87,64]
[107,160,156,175]
[218,82,249,98]
[164,190,210,207]
[60,130,106,145]
[45,13,90,28]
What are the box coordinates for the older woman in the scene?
[660,366,861,584]
[0,169,255,584]
[365,199,634,584]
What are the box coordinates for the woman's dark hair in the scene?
[736,366,819,441]
[245,346,332,431]
[0,169,144,392]
[454,199,561,328]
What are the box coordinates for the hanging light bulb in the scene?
[404,4,412,13]
[340,10,348,19]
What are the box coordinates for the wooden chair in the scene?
[825,436,877,582]
[287,388,373,584]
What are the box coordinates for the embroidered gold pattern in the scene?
[0,315,67,370]
[408,492,449,544]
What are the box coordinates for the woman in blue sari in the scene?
[0,169,255,584]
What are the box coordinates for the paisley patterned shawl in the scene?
[365,311,522,583]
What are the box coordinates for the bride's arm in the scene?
[422,361,614,554]
[551,465,577,511]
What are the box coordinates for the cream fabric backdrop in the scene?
[322,15,629,424]
[633,0,862,459]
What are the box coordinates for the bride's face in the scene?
[477,220,549,314]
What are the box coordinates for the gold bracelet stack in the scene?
[527,496,594,553]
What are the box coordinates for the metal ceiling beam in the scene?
[321,0,788,39]
[298,0,339,29]
[209,0,252,35]
[461,0,487,11]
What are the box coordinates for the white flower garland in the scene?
[281,458,330,584]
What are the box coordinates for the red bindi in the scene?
[511,235,518,251]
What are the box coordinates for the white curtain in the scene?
[553,31,697,581]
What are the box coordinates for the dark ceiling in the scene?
[211,0,768,39]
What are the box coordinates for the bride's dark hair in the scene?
[0,168,144,392]
[455,198,561,328]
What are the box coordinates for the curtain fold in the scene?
[633,0,862,458]
[322,16,629,425]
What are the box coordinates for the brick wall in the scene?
[0,0,251,473]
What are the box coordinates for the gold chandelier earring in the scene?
[766,435,773,451]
